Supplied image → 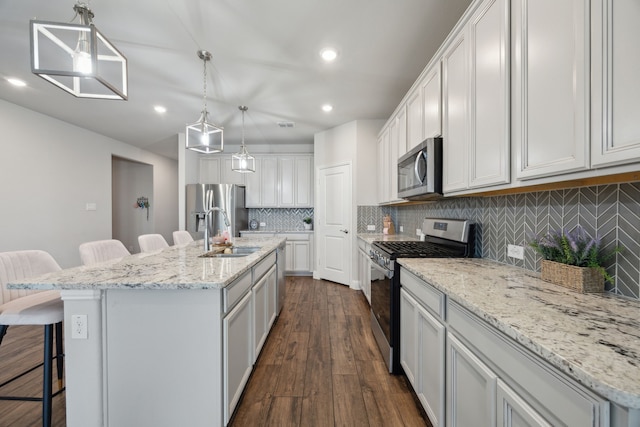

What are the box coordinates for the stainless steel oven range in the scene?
[369,218,474,374]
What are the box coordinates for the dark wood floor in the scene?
[0,277,430,427]
[230,277,430,427]
[0,325,66,427]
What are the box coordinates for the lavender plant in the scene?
[529,226,620,283]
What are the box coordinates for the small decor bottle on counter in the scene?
[383,215,395,235]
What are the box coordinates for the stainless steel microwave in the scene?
[397,137,443,200]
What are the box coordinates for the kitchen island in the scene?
[9,237,286,427]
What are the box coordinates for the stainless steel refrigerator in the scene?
[185,184,248,239]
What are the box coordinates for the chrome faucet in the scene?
[203,189,232,252]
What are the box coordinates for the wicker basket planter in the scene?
[540,260,604,293]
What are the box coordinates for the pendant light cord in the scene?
[202,55,208,112]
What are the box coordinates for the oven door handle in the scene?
[370,259,394,279]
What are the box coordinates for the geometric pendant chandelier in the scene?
[30,2,128,100]
[186,50,224,154]
[231,106,255,173]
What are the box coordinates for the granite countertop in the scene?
[8,237,285,291]
[357,233,419,244]
[398,257,640,409]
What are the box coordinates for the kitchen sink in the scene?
[200,246,261,258]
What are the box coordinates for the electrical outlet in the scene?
[399,225,404,232]
[367,225,375,231]
[416,228,422,236]
[259,222,266,227]
[507,244,524,260]
[71,314,88,339]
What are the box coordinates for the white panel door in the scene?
[442,31,469,193]
[279,157,295,207]
[407,89,423,151]
[447,332,497,427]
[295,156,313,207]
[223,291,253,424]
[468,0,510,188]
[416,300,446,427]
[423,63,442,139]
[513,0,589,179]
[260,157,278,207]
[497,380,552,427]
[317,163,352,286]
[592,0,640,166]
[400,289,418,387]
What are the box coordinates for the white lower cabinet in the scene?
[446,332,497,427]
[401,288,446,427]
[253,265,277,360]
[497,379,552,427]
[400,267,610,427]
[223,291,253,424]
[223,252,278,425]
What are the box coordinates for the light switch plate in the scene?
[367,225,375,231]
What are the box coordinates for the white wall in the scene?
[0,100,178,268]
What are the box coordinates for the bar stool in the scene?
[172,231,194,246]
[79,239,131,265]
[138,234,169,253]
[0,250,65,427]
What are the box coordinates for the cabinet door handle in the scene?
[340,229,349,234]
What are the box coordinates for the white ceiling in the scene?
[0,0,472,160]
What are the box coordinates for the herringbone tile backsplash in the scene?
[247,208,314,231]
[358,182,640,299]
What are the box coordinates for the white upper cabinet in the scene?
[591,0,640,167]
[377,127,391,204]
[199,157,222,183]
[406,89,423,151]
[422,63,442,141]
[512,0,590,180]
[245,155,313,208]
[442,30,469,193]
[198,156,246,185]
[468,0,510,188]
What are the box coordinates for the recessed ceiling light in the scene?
[7,78,26,87]
[322,104,333,112]
[320,48,338,62]
[154,105,167,114]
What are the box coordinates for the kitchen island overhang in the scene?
[8,237,286,427]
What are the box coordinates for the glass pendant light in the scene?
[186,50,224,154]
[30,2,128,100]
[231,106,256,173]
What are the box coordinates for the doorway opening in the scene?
[112,156,153,253]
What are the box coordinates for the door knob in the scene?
[340,229,349,234]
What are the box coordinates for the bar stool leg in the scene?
[43,324,53,427]
[55,322,64,390]
[0,325,7,346]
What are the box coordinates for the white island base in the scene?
[63,289,227,427]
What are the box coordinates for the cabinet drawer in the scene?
[400,267,445,320]
[447,300,609,426]
[224,271,252,314]
[253,251,276,282]
[278,233,309,241]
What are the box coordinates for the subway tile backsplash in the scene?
[358,182,640,300]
